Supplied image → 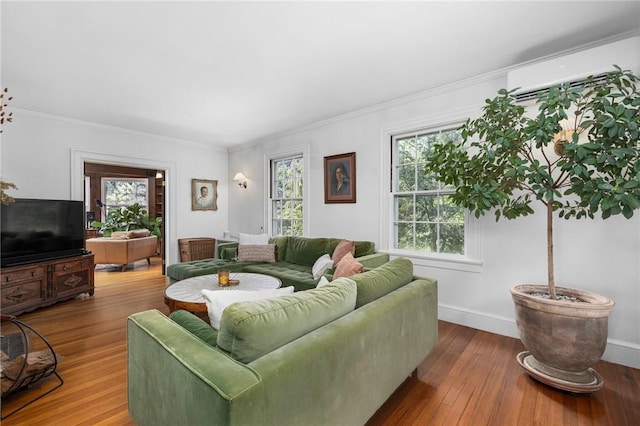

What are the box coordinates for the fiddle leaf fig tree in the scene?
[426,66,640,299]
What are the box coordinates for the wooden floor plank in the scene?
[3,258,640,425]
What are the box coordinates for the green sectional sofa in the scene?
[166,236,390,291]
[128,257,438,426]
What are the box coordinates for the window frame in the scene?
[264,145,310,237]
[380,112,482,272]
[269,154,304,236]
[392,127,466,256]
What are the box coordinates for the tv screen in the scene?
[1,198,86,267]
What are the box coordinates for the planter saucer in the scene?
[516,351,604,393]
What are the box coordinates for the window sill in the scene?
[388,249,483,273]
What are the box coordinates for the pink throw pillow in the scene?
[333,252,364,279]
[332,239,355,265]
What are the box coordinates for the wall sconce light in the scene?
[234,172,248,189]
[553,125,584,156]
[155,171,163,179]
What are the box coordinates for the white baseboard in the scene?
[438,303,640,370]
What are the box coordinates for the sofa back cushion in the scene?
[268,236,289,261]
[327,238,375,258]
[217,279,357,363]
[284,236,328,266]
[349,257,414,308]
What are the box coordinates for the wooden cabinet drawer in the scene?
[1,279,46,313]
[1,254,94,314]
[1,266,46,283]
[54,257,92,272]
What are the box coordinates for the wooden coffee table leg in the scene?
[165,297,208,320]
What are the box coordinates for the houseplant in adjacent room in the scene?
[91,203,162,238]
[425,66,639,392]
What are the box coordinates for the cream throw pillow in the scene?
[312,254,334,279]
[316,276,330,288]
[238,233,270,245]
[201,286,295,330]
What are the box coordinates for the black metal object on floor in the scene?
[1,315,64,420]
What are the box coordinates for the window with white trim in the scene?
[101,177,149,218]
[392,127,465,255]
[270,155,303,236]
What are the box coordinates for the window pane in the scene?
[273,179,284,198]
[396,165,415,192]
[396,222,414,250]
[396,195,414,221]
[397,136,416,165]
[416,134,433,164]
[440,223,464,254]
[441,196,465,222]
[415,195,438,221]
[416,223,436,252]
[418,164,439,191]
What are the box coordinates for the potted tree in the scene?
[425,66,639,392]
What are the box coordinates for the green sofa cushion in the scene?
[166,258,244,281]
[268,236,289,261]
[349,257,414,308]
[243,262,318,291]
[284,236,328,266]
[169,309,218,347]
[217,279,357,363]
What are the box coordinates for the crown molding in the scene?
[10,107,227,153]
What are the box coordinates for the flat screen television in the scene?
[1,198,86,267]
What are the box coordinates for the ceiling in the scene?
[2,1,639,148]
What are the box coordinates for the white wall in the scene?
[227,62,640,369]
[1,111,230,264]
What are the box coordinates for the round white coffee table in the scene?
[164,272,282,315]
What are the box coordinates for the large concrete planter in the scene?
[510,284,614,393]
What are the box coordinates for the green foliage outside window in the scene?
[271,156,303,236]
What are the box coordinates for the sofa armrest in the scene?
[356,252,389,269]
[127,310,265,426]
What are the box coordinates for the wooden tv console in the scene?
[1,253,94,316]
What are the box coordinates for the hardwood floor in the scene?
[2,259,639,425]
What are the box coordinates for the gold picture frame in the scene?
[191,179,218,211]
[324,152,356,203]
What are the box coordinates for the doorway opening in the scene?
[84,162,166,285]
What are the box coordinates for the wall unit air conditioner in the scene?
[507,36,639,102]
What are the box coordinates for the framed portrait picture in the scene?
[324,152,356,204]
[191,179,218,211]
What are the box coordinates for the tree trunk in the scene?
[547,203,556,299]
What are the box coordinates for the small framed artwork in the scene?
[324,152,356,204]
[191,179,218,211]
